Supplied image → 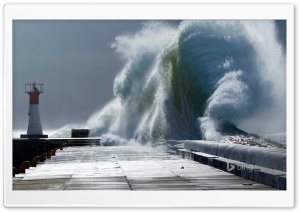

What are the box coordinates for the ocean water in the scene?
[54,20,286,147]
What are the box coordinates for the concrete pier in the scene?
[13,145,274,190]
[13,138,100,168]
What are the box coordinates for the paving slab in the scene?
[13,145,275,190]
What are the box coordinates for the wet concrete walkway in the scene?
[13,145,274,190]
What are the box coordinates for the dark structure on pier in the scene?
[71,129,90,138]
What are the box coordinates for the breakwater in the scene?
[13,138,101,170]
[176,140,286,189]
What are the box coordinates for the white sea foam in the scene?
[50,20,286,144]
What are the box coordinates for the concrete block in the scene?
[176,149,286,190]
[184,140,286,171]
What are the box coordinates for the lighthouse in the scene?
[20,82,48,138]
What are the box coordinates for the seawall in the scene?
[183,140,286,171]
[175,140,286,189]
[13,138,101,168]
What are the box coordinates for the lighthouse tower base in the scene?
[20,134,48,138]
[21,83,48,139]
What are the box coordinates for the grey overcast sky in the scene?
[13,20,181,131]
[13,20,286,133]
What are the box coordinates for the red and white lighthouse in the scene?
[21,82,48,138]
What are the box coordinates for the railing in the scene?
[25,84,44,93]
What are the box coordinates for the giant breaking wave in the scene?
[62,21,286,144]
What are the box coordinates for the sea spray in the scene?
[54,20,286,145]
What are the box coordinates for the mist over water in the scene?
[53,20,286,144]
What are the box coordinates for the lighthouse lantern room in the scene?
[20,82,48,138]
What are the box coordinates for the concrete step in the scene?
[183,140,286,171]
[176,148,286,190]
